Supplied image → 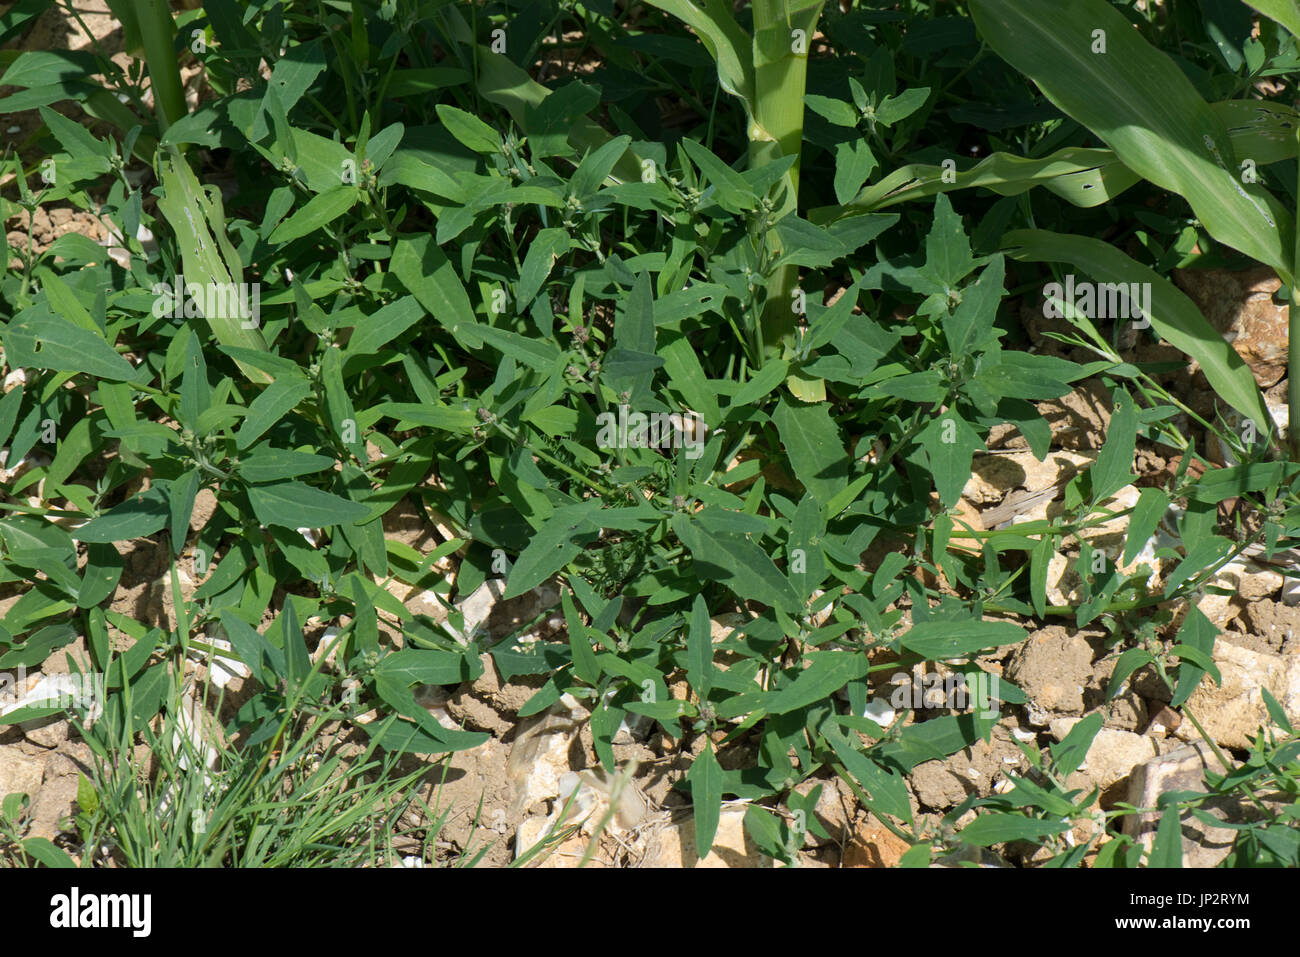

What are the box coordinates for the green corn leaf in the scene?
[825,100,1300,217]
[1247,0,1300,37]
[970,0,1294,280]
[641,0,754,109]
[1002,229,1272,433]
[156,149,271,383]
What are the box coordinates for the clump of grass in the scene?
[71,684,434,868]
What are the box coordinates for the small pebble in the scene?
[1281,575,1300,607]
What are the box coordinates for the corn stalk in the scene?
[644,0,825,397]
[109,0,187,132]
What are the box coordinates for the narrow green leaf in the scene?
[771,397,849,506]
[435,104,501,154]
[1246,1,1300,39]
[1124,488,1170,566]
[687,742,723,859]
[686,594,713,700]
[563,588,598,685]
[4,308,135,380]
[1052,712,1102,778]
[1150,806,1184,867]
[900,620,1025,660]
[1106,647,1156,700]
[1090,388,1136,502]
[268,186,358,244]
[344,296,424,356]
[390,234,481,349]
[76,488,169,543]
[1170,605,1218,708]
[245,481,369,529]
[766,651,868,715]
[959,813,1070,846]
[920,409,984,508]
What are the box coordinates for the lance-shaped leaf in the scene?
[477,48,647,184]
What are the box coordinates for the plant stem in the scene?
[137,0,187,132]
[1292,125,1300,460]
[749,0,823,366]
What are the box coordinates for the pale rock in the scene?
[1182,640,1300,749]
[1173,266,1288,388]
[1006,626,1094,714]
[193,624,253,688]
[514,813,608,867]
[1193,588,1239,630]
[0,747,46,804]
[1267,395,1289,440]
[710,613,747,642]
[1208,558,1282,602]
[1044,550,1079,607]
[1282,574,1300,608]
[910,761,970,809]
[513,765,649,866]
[1048,717,1159,790]
[862,697,895,726]
[451,579,505,643]
[964,450,1095,506]
[19,715,67,750]
[1012,450,1096,494]
[412,684,462,731]
[639,805,768,868]
[843,816,911,867]
[507,697,590,814]
[1124,741,1294,867]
